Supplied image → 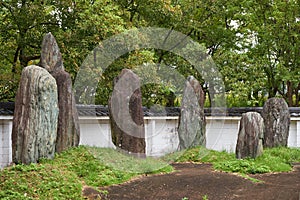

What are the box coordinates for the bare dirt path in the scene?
[84,163,300,200]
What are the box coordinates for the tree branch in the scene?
[12,46,21,73]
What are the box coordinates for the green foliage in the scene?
[239,0,300,106]
[0,0,128,102]
[1,0,300,107]
[115,0,181,28]
[175,146,300,174]
[0,146,173,199]
[215,159,272,174]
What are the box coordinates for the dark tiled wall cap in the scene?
[1,103,300,117]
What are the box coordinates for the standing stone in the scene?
[236,112,264,159]
[262,97,290,148]
[39,32,64,73]
[52,71,80,153]
[12,65,59,164]
[108,69,146,155]
[178,76,206,150]
[39,32,80,153]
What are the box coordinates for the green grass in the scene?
[1,145,299,199]
[0,161,83,199]
[174,146,235,163]
[174,146,300,174]
[88,147,173,174]
[0,146,173,199]
[238,173,264,183]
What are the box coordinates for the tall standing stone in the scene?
[262,97,290,148]
[39,32,80,153]
[236,112,264,159]
[108,69,146,155]
[178,76,206,150]
[12,65,59,164]
[52,71,80,153]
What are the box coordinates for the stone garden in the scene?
[4,33,299,200]
[2,1,300,199]
[12,33,291,164]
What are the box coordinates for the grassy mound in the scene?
[0,146,173,199]
[174,146,300,174]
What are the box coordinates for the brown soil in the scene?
[83,163,300,200]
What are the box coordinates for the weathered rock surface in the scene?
[39,32,80,153]
[178,76,206,150]
[52,70,80,153]
[262,97,290,148]
[39,32,64,73]
[236,112,264,159]
[12,65,59,164]
[108,69,146,155]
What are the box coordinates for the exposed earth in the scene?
[83,163,300,200]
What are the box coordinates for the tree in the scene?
[0,0,61,101]
[1,0,299,107]
[241,0,300,106]
[0,0,127,102]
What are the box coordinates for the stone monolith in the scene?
[39,32,80,152]
[39,32,64,73]
[262,97,290,148]
[236,112,264,159]
[108,69,146,155]
[12,65,59,164]
[178,76,206,150]
[52,70,80,153]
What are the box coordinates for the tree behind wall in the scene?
[1,0,300,107]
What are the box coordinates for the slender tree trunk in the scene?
[267,75,275,98]
[207,89,213,108]
[295,82,300,107]
[286,81,293,107]
[12,47,21,73]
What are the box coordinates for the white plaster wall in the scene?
[296,121,300,147]
[288,120,297,147]
[1,115,300,169]
[79,117,180,157]
[145,117,179,157]
[206,117,240,152]
[79,118,115,148]
[0,120,12,168]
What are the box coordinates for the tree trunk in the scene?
[12,47,21,73]
[286,81,293,107]
[295,82,300,107]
